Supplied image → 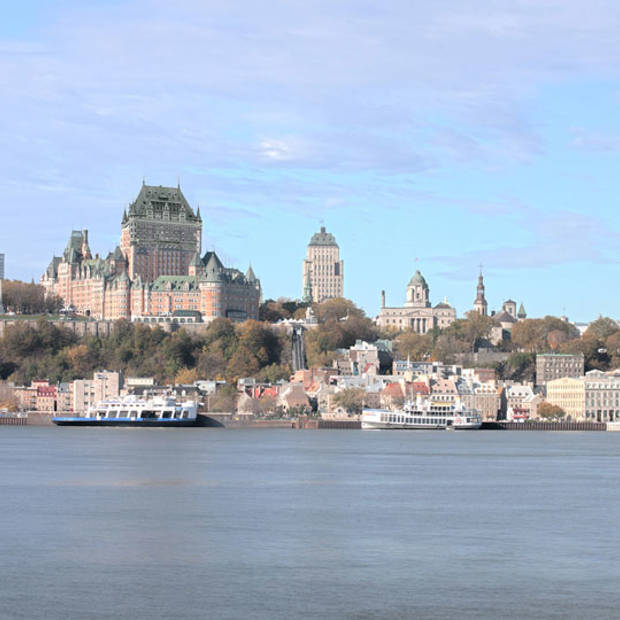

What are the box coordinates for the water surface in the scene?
[1,428,619,619]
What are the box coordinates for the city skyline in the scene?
[3,1,620,322]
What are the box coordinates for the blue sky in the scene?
[2,0,620,322]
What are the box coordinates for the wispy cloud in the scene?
[429,209,620,280]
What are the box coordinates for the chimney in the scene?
[381,290,386,308]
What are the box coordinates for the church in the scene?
[41,182,261,322]
[376,269,456,333]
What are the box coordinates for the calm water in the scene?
[1,428,620,619]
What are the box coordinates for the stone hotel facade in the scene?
[41,183,261,322]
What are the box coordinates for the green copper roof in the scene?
[128,183,199,221]
[309,226,338,247]
[150,275,199,291]
[408,270,428,288]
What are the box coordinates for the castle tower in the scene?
[473,271,488,316]
[302,226,343,303]
[121,183,202,281]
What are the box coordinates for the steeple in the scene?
[473,269,488,316]
[517,302,527,320]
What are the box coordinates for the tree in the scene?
[494,352,536,382]
[208,384,237,412]
[0,382,18,411]
[175,367,198,385]
[538,402,566,420]
[584,317,619,341]
[313,298,364,322]
[393,330,433,360]
[258,394,277,415]
[333,388,366,415]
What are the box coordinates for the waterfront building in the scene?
[302,226,344,303]
[471,382,501,421]
[72,370,122,413]
[377,269,456,333]
[536,353,585,386]
[546,370,620,422]
[41,183,261,322]
[501,384,541,420]
[545,376,586,420]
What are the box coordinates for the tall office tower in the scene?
[302,227,344,303]
[120,182,202,281]
[0,253,4,279]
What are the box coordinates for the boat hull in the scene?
[53,417,201,427]
[361,420,481,430]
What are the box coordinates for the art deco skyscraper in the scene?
[302,227,343,303]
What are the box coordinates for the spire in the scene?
[196,205,201,221]
[473,270,488,316]
[177,176,180,189]
[246,264,257,283]
[517,302,527,320]
[122,208,128,225]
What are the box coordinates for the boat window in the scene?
[162,411,172,419]
[119,410,128,417]
[182,412,189,419]
[129,411,137,418]
[141,410,156,419]
[99,411,107,418]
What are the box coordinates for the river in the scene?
[1,427,619,619]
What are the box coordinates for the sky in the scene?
[1,0,620,322]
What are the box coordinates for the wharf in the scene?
[0,416,27,426]
[294,417,361,430]
[481,421,606,431]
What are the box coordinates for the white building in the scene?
[302,227,344,303]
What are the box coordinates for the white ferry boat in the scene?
[53,395,200,427]
[361,398,482,430]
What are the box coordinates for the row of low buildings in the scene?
[546,370,620,423]
[9,371,122,414]
[1,348,598,421]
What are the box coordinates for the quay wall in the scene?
[0,318,115,339]
[481,421,606,431]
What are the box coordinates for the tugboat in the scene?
[53,395,200,427]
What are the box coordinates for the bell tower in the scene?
[473,269,488,316]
